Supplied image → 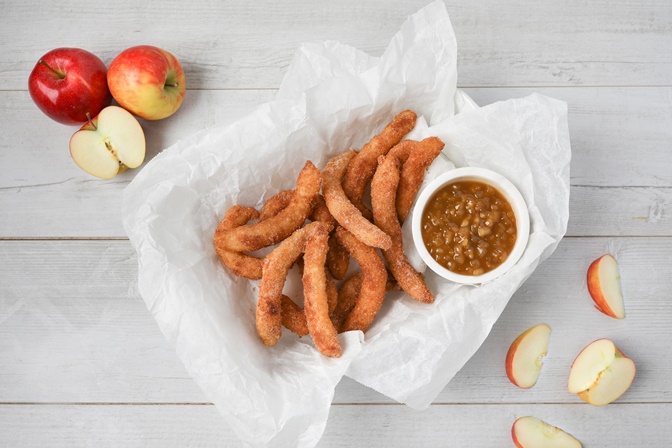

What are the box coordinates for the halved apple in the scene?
[512,416,582,448]
[568,339,636,406]
[587,254,625,319]
[69,105,146,179]
[506,324,551,388]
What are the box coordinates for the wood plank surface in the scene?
[2,0,671,446]
[0,403,669,447]
[1,87,671,238]
[1,237,669,404]
[1,0,671,90]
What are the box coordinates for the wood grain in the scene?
[3,0,671,445]
[2,0,671,90]
[1,87,671,238]
[0,403,669,447]
[1,237,669,404]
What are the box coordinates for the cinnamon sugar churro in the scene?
[213,206,264,280]
[343,110,417,220]
[215,161,321,252]
[212,111,443,356]
[334,227,387,333]
[396,136,445,222]
[371,154,434,304]
[256,222,331,346]
[323,150,392,250]
[303,223,342,357]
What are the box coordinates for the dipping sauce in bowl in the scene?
[411,167,529,284]
[421,180,517,276]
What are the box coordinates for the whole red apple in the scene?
[107,45,186,120]
[28,48,112,125]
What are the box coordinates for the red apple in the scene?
[568,339,636,406]
[512,416,582,448]
[69,106,145,180]
[506,324,551,389]
[107,45,186,120]
[28,48,112,125]
[587,254,625,319]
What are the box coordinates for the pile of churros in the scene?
[213,110,445,357]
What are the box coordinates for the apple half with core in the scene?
[69,106,145,179]
[28,48,112,125]
[506,324,551,388]
[107,45,186,120]
[587,254,625,319]
[568,339,636,406]
[512,416,582,448]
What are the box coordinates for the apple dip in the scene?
[420,180,517,275]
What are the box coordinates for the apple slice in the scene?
[69,105,145,180]
[568,339,636,406]
[587,254,625,318]
[506,324,551,388]
[512,416,582,448]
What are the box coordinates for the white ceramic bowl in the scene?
[411,167,530,284]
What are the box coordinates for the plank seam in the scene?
[1,235,671,241]
[0,401,665,406]
[2,85,672,93]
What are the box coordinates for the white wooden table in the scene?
[1,1,671,446]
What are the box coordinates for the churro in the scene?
[342,110,417,220]
[303,223,342,357]
[281,295,309,337]
[259,189,293,222]
[323,150,392,250]
[334,227,387,333]
[215,161,321,252]
[213,205,264,279]
[371,154,434,304]
[256,222,331,346]
[396,136,445,222]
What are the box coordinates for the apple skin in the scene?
[506,324,551,389]
[512,416,582,448]
[28,48,112,125]
[568,339,636,406]
[587,254,625,319]
[505,324,551,389]
[69,105,145,180]
[107,45,186,120]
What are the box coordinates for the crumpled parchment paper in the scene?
[122,1,570,446]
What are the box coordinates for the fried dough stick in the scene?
[387,139,417,165]
[323,150,392,250]
[396,137,445,223]
[256,222,331,346]
[342,111,417,220]
[215,161,321,252]
[334,227,387,333]
[261,193,340,319]
[281,263,337,336]
[281,295,309,337]
[213,206,264,279]
[260,192,350,280]
[259,189,294,221]
[303,224,342,357]
[310,195,350,280]
[371,154,434,304]
[331,271,399,333]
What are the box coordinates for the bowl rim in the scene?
[411,167,530,285]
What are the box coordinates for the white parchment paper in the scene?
[122,1,570,446]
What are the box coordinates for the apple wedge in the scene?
[587,254,625,319]
[70,105,146,180]
[512,416,582,448]
[506,324,551,388]
[568,339,636,406]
